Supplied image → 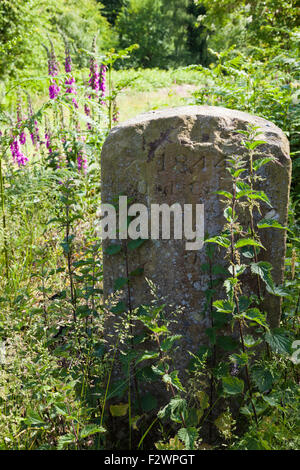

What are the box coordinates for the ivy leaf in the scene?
[222,376,244,395]
[265,328,293,355]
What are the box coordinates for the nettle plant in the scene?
[202,125,296,437]
[102,125,298,450]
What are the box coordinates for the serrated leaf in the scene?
[257,218,287,230]
[222,376,244,395]
[250,261,274,290]
[265,328,292,355]
[253,157,273,171]
[79,425,106,439]
[213,299,234,313]
[161,335,182,351]
[57,433,76,450]
[251,366,274,392]
[177,427,198,450]
[236,238,264,249]
[243,308,268,328]
[205,236,230,248]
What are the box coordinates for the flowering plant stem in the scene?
[0,152,9,281]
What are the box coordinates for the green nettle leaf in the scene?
[248,191,271,206]
[161,335,182,352]
[235,238,264,249]
[251,366,274,393]
[205,236,230,248]
[177,427,198,450]
[265,328,293,355]
[247,140,266,150]
[266,283,290,297]
[163,371,185,392]
[57,433,76,450]
[222,376,244,395]
[238,296,251,312]
[224,207,235,221]
[136,351,159,364]
[105,243,122,255]
[244,334,262,348]
[230,352,249,366]
[213,299,234,313]
[228,264,247,277]
[253,157,273,171]
[241,245,256,258]
[224,277,238,301]
[113,277,128,291]
[79,425,106,439]
[158,398,187,423]
[257,218,287,230]
[25,409,47,427]
[250,261,274,289]
[243,308,268,328]
[213,190,233,199]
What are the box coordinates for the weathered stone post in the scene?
[101,106,291,373]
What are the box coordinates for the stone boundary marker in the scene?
[101,106,291,366]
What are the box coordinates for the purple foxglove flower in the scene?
[49,81,60,100]
[100,64,106,104]
[88,38,99,94]
[10,137,28,167]
[65,46,72,73]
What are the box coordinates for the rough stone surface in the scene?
[101,105,291,373]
